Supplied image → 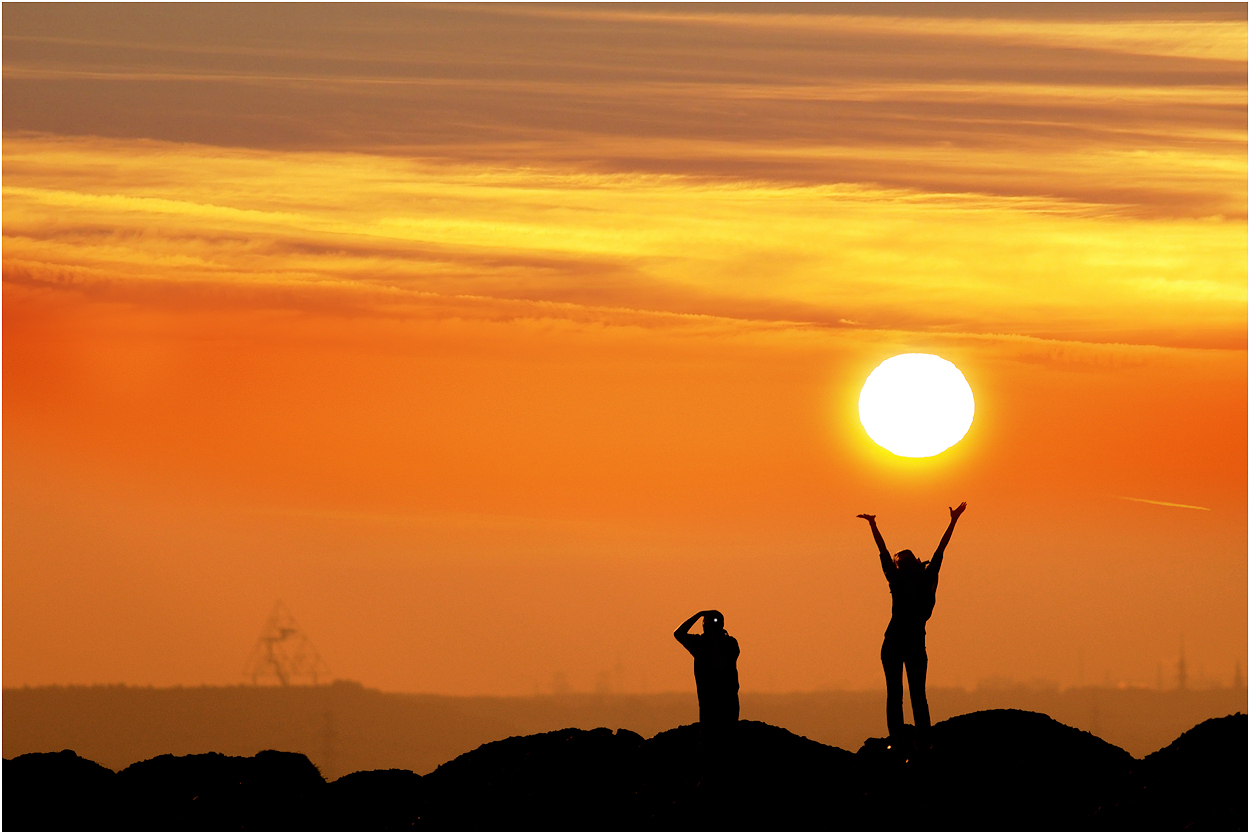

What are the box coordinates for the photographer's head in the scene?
[702,610,726,635]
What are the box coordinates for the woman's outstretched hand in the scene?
[950,502,967,520]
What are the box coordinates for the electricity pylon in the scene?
[244,601,331,686]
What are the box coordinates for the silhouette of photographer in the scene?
[858,502,966,747]
[674,610,740,733]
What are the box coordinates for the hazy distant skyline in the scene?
[4,3,1245,696]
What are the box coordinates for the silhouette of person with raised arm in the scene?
[674,610,740,736]
[858,502,967,748]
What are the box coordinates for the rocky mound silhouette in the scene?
[857,709,1137,830]
[117,749,326,830]
[1093,713,1248,831]
[420,720,860,829]
[1,749,118,831]
[4,710,1245,830]
[3,748,328,831]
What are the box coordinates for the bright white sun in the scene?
[858,354,975,458]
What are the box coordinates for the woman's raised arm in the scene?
[857,514,893,578]
[930,502,967,572]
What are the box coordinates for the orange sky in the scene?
[4,4,1246,696]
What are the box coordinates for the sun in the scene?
[858,354,975,458]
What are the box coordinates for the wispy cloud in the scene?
[3,5,1244,219]
[4,134,1245,350]
[3,6,1245,350]
[510,5,1248,62]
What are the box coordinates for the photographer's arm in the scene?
[675,612,705,645]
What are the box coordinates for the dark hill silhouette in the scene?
[115,749,325,830]
[7,683,1245,775]
[1,749,117,831]
[324,767,424,831]
[858,709,1136,830]
[421,725,646,829]
[418,720,860,829]
[1095,712,1248,831]
[3,749,325,831]
[3,711,1246,830]
[634,720,860,830]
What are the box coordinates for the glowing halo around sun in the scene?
[858,354,975,458]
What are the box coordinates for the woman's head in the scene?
[894,549,922,571]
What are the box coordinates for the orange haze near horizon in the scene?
[4,4,1246,697]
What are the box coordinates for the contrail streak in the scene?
[1114,495,1210,511]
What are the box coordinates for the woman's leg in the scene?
[905,642,931,737]
[881,636,905,738]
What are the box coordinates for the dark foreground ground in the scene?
[9,683,1244,777]
[4,709,1245,831]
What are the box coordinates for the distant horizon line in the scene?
[7,681,1246,696]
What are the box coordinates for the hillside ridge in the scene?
[4,709,1246,830]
